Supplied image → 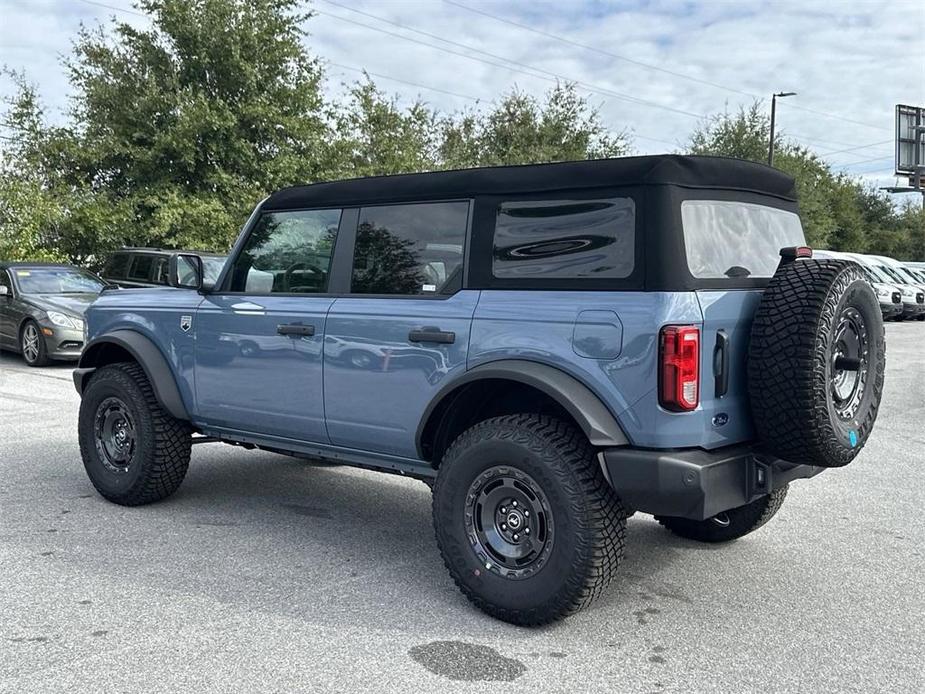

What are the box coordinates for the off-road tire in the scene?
[21,319,50,367]
[78,362,191,505]
[656,486,788,543]
[748,259,885,468]
[432,414,626,626]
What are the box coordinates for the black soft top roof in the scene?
[264,155,797,210]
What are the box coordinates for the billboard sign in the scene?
[895,104,925,177]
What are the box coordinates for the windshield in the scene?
[859,262,891,284]
[14,267,104,294]
[891,265,922,284]
[877,264,907,285]
[681,200,805,279]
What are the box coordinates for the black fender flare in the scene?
[74,330,189,421]
[416,359,629,458]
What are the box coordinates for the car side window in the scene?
[104,253,130,280]
[492,198,635,279]
[351,201,469,295]
[128,255,155,282]
[227,209,342,294]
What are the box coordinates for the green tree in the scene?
[331,78,440,178]
[689,101,778,163]
[4,0,335,263]
[0,73,69,262]
[440,83,628,168]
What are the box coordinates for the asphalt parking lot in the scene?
[0,324,922,694]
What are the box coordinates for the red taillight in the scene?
[659,325,700,412]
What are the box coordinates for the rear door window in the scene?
[492,198,635,279]
[127,255,155,282]
[103,253,130,279]
[350,202,469,295]
[681,200,805,279]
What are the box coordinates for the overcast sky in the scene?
[1,0,923,194]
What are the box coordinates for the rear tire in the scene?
[78,362,192,505]
[432,414,626,625]
[656,486,788,543]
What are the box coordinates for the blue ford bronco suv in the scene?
[74,155,886,625]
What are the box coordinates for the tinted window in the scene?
[682,200,805,279]
[228,209,341,293]
[492,198,635,279]
[103,253,130,279]
[128,255,155,282]
[351,202,468,295]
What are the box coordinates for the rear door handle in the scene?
[277,324,315,337]
[408,329,455,344]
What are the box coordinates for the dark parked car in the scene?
[74,155,886,625]
[101,248,227,289]
[0,263,105,366]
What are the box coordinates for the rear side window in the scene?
[682,200,805,279]
[104,253,130,279]
[492,198,635,279]
[128,255,155,282]
[351,202,468,295]
[227,209,341,293]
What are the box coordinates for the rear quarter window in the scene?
[492,198,635,279]
[681,200,805,279]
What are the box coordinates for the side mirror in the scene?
[0,285,9,299]
[168,253,204,291]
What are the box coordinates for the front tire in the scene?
[656,486,788,543]
[21,320,50,366]
[78,362,192,506]
[432,414,626,625]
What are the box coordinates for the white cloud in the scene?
[1,0,922,190]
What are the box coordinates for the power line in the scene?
[817,139,893,158]
[328,62,487,102]
[443,0,891,134]
[315,1,706,119]
[74,0,146,18]
[315,2,886,155]
[837,155,894,168]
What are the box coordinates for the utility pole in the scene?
[768,92,797,167]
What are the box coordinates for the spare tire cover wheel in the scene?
[747,258,885,468]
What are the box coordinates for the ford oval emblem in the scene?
[712,413,729,427]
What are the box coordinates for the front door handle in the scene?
[409,329,455,344]
[278,324,315,337]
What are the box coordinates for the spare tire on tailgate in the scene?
[748,252,885,468]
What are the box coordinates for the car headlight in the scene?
[47,311,77,329]
[875,286,890,298]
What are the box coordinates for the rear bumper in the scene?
[601,444,824,521]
